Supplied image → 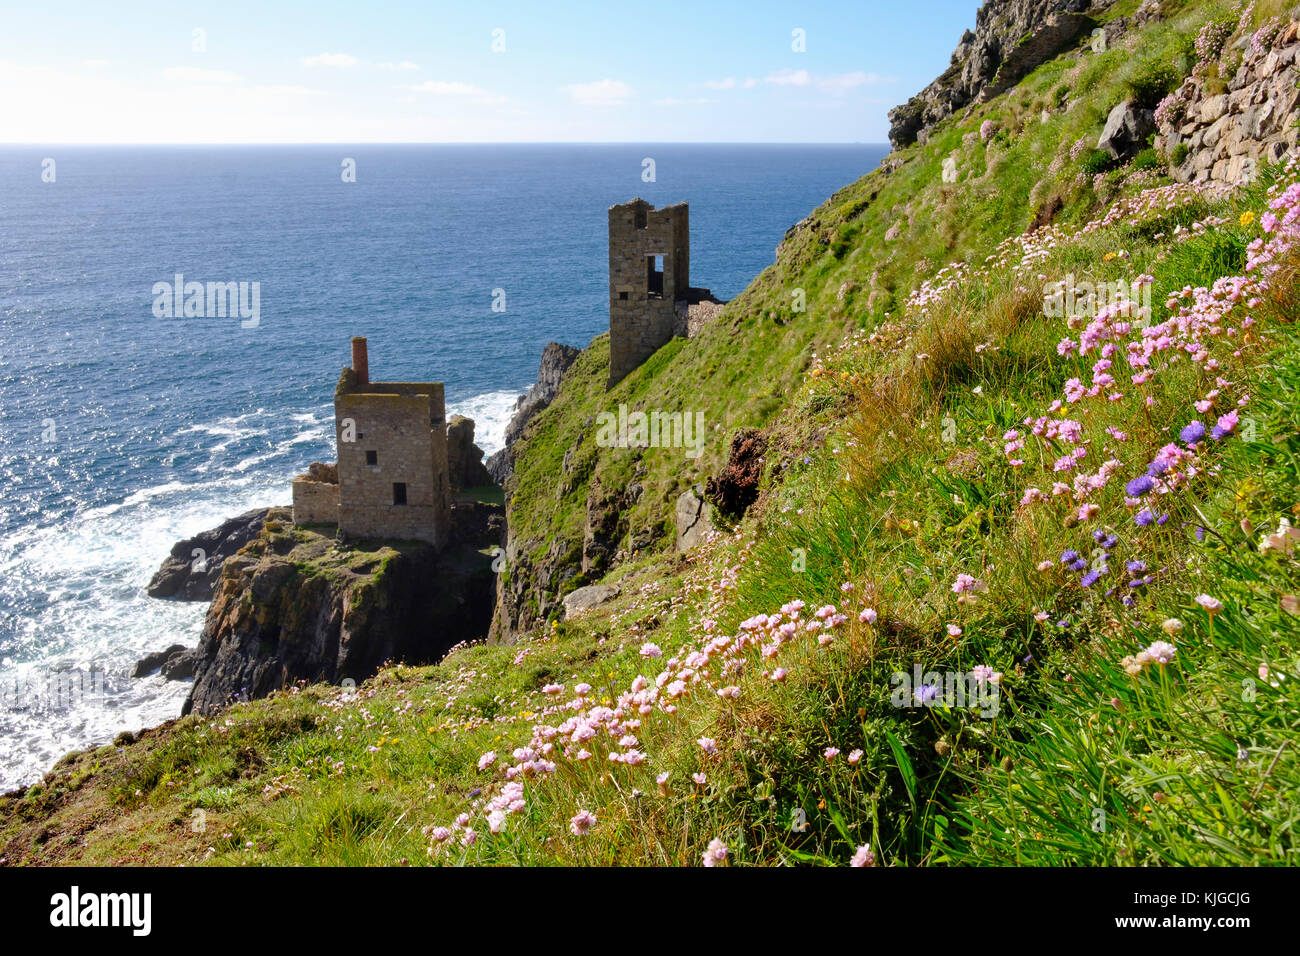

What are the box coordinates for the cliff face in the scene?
[183,519,497,716]
[888,0,1106,148]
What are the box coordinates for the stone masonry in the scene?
[292,337,451,547]
[607,199,690,389]
[1158,19,1300,186]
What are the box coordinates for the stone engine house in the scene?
[607,199,691,389]
[292,337,451,547]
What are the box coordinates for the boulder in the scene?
[130,644,187,678]
[562,584,620,619]
[675,486,714,551]
[1098,100,1155,160]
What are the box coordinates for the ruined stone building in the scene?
[292,337,451,547]
[606,198,722,389]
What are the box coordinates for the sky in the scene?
[0,0,981,144]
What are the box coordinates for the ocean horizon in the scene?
[0,142,888,790]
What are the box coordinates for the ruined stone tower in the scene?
[607,199,690,389]
[292,337,452,547]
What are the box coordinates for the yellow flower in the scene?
[1103,252,1116,261]
[1240,210,1256,227]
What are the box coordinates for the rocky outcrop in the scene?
[888,0,1105,148]
[181,510,499,716]
[1098,99,1156,160]
[1158,19,1300,185]
[485,342,581,485]
[146,507,278,601]
[446,415,493,490]
[705,429,768,520]
[675,485,714,551]
[562,583,620,619]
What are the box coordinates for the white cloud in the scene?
[563,78,631,106]
[162,66,242,84]
[704,76,758,90]
[301,52,358,68]
[818,71,897,91]
[654,97,716,106]
[763,68,896,92]
[378,60,420,71]
[402,80,505,105]
[765,68,811,86]
[82,59,111,69]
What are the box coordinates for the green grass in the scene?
[3,0,1298,868]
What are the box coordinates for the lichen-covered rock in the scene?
[181,518,497,716]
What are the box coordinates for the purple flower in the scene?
[913,684,939,705]
[1080,569,1103,587]
[1157,513,1169,526]
[1146,459,1170,477]
[1102,534,1118,549]
[1060,549,1080,564]
[1070,558,1088,571]
[1093,529,1107,542]
[1126,475,1156,497]
[1126,560,1147,573]
[1180,421,1206,444]
[1122,596,1136,607]
[1135,509,1156,527]
[1195,526,1207,541]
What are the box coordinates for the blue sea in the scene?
[0,143,887,789]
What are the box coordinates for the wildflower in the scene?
[1260,517,1298,555]
[574,683,592,697]
[698,737,718,755]
[850,844,876,867]
[542,683,564,696]
[947,624,963,638]
[1037,560,1055,572]
[1195,594,1223,614]
[692,772,707,785]
[702,838,728,867]
[972,664,996,683]
[847,749,863,764]
[1161,618,1184,635]
[1080,569,1103,587]
[859,608,878,624]
[913,684,939,705]
[771,667,788,681]
[569,809,596,836]
[1180,420,1207,444]
[640,642,663,658]
[477,750,497,771]
[1143,641,1177,665]
[824,747,840,761]
[1125,474,1156,497]
[952,573,983,594]
[487,810,506,834]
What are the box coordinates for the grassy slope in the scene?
[3,0,1298,866]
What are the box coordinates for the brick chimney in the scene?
[351,336,369,387]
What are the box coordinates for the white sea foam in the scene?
[450,387,527,456]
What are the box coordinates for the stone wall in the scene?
[335,382,450,547]
[291,478,339,526]
[1159,19,1300,185]
[608,199,689,389]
